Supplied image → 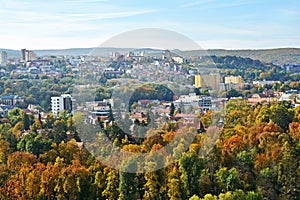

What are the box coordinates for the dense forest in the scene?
[0,100,299,199]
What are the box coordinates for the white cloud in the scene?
[67,10,156,22]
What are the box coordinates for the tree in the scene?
[102,168,119,200]
[0,140,11,164]
[189,194,200,200]
[51,119,68,144]
[215,167,242,193]
[179,151,205,197]
[143,162,161,200]
[168,178,184,200]
[167,163,184,200]
[7,108,23,126]
[0,123,17,150]
[22,113,30,130]
[7,152,37,172]
[119,158,138,200]
[18,131,52,156]
[278,142,300,199]
[170,103,176,117]
[25,163,45,199]
[61,161,93,200]
[256,103,293,131]
[226,89,241,98]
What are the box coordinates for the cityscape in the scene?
[0,0,300,199]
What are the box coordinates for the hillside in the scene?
[208,48,300,66]
[181,48,300,66]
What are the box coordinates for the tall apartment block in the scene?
[51,94,73,116]
[0,51,7,67]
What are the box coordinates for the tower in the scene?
[0,51,7,67]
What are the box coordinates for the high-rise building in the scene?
[0,51,7,67]
[195,73,221,90]
[21,49,37,62]
[21,49,26,62]
[51,94,73,116]
[195,75,201,88]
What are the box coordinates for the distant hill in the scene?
[181,48,300,66]
[34,48,93,57]
[0,49,20,58]
[2,47,300,65]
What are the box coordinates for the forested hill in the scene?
[207,48,300,66]
[209,55,278,70]
[177,48,300,66]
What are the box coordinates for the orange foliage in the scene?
[222,135,245,158]
[289,122,300,140]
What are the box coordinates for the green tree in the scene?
[170,103,176,117]
[215,167,242,193]
[256,103,293,131]
[119,158,138,200]
[17,132,52,156]
[179,151,205,197]
[278,142,300,199]
[51,119,68,144]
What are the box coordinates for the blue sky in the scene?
[0,0,299,50]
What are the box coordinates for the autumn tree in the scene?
[102,167,119,200]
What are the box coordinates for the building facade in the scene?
[0,51,7,67]
[0,95,24,106]
[21,49,37,62]
[224,76,242,84]
[174,93,213,111]
[195,73,221,90]
[51,94,73,116]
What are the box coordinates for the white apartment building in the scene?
[51,94,73,116]
[174,93,213,111]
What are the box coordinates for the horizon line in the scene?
[1,46,300,52]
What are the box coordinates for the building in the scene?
[195,73,221,90]
[0,95,24,106]
[225,76,242,84]
[0,51,7,67]
[225,76,243,90]
[247,93,276,105]
[285,64,300,73]
[253,80,280,87]
[195,75,201,88]
[0,105,16,117]
[174,93,213,111]
[85,100,113,124]
[21,49,37,62]
[21,49,26,62]
[172,56,184,64]
[51,94,73,116]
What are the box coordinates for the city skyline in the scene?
[0,0,299,50]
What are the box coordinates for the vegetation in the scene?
[0,100,299,199]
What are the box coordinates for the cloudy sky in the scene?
[0,0,299,50]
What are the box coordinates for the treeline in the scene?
[0,100,299,199]
[198,55,300,81]
[129,84,174,109]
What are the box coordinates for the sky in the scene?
[0,0,299,50]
